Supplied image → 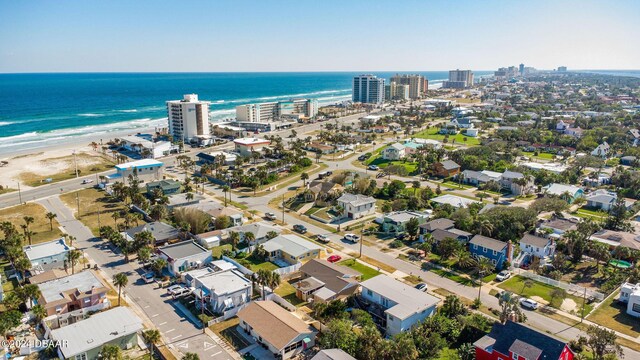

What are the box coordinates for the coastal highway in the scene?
[0,111,368,209]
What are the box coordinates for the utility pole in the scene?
[97,208,101,228]
[73,150,79,178]
[359,225,363,258]
[17,181,22,204]
[76,192,80,217]
[282,194,285,224]
[201,286,206,334]
[581,287,586,323]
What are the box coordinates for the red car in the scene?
[327,255,342,263]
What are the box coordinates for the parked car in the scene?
[344,233,360,243]
[316,234,330,243]
[395,233,408,241]
[327,255,342,263]
[519,298,538,310]
[293,224,307,234]
[141,272,155,283]
[82,179,93,184]
[368,165,379,171]
[358,155,367,161]
[415,283,428,292]
[265,212,277,220]
[376,172,386,178]
[496,270,511,282]
[167,284,190,298]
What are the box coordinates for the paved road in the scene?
[39,196,237,360]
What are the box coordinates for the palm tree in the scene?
[498,291,526,324]
[151,258,168,276]
[31,304,47,324]
[142,329,161,359]
[452,248,475,269]
[411,180,421,195]
[267,271,281,293]
[112,272,128,306]
[14,257,31,284]
[478,218,494,237]
[589,242,611,270]
[137,247,151,265]
[149,204,167,221]
[256,269,272,300]
[45,212,57,231]
[111,211,120,229]
[68,235,76,247]
[472,257,494,303]
[99,344,122,360]
[222,185,230,206]
[244,232,256,246]
[300,172,309,187]
[229,231,240,251]
[18,284,41,307]
[67,249,81,274]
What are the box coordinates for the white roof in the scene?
[546,183,583,196]
[431,194,478,208]
[39,271,105,304]
[234,137,270,146]
[360,275,440,320]
[211,259,237,272]
[262,234,322,258]
[337,193,376,207]
[23,238,71,262]
[115,158,163,170]
[196,269,251,296]
[50,307,143,358]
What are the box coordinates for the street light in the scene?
[72,150,79,178]
[16,181,22,204]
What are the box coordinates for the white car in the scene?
[368,165,379,171]
[496,270,511,282]
[82,179,94,184]
[167,284,190,298]
[519,298,539,310]
[265,212,277,220]
[344,233,360,243]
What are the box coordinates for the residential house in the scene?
[145,179,181,195]
[460,170,502,186]
[105,159,163,184]
[194,229,223,249]
[538,217,579,238]
[23,238,73,272]
[474,320,575,360]
[519,234,555,259]
[429,228,472,245]
[381,211,430,234]
[544,183,584,203]
[223,221,280,246]
[157,241,212,276]
[37,270,110,317]
[123,221,180,246]
[590,230,640,252]
[359,275,440,337]
[336,193,376,220]
[591,141,611,158]
[630,129,640,147]
[311,349,356,360]
[585,189,620,211]
[619,283,640,318]
[185,264,251,314]
[191,201,245,226]
[237,300,317,359]
[294,259,361,302]
[263,234,323,265]
[431,194,479,208]
[500,170,534,195]
[432,160,460,178]
[448,116,475,129]
[409,138,442,149]
[382,143,407,160]
[306,142,335,154]
[469,235,511,269]
[419,218,455,234]
[196,150,237,166]
[49,307,143,360]
[305,180,343,206]
[167,192,206,209]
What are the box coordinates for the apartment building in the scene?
[166,94,210,142]
[352,75,385,104]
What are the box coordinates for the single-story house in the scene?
[474,321,574,360]
[237,301,317,359]
[305,181,344,205]
[186,265,251,314]
[585,189,634,212]
[620,156,637,166]
[460,170,502,186]
[538,217,579,237]
[591,141,611,158]
[167,192,205,209]
[432,160,460,178]
[381,211,430,233]
[590,230,640,251]
[196,151,237,165]
[145,179,181,195]
[23,238,73,272]
[429,228,472,244]
[49,307,143,360]
[419,218,455,234]
[224,221,281,246]
[360,275,440,337]
[431,194,479,209]
[469,235,511,269]
[157,241,212,276]
[123,221,180,246]
[295,259,361,302]
[336,193,376,220]
[37,270,110,317]
[619,283,640,318]
[544,183,584,204]
[263,234,323,265]
[306,142,336,154]
[194,230,223,249]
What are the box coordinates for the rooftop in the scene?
[234,137,270,146]
[311,349,356,360]
[474,321,570,360]
[545,183,583,196]
[51,307,143,358]
[299,259,360,294]
[124,221,179,243]
[470,235,507,252]
[196,269,251,296]
[158,241,208,261]
[237,301,316,350]
[337,193,376,207]
[262,234,322,258]
[39,270,107,305]
[520,233,551,248]
[23,238,72,262]
[115,158,163,171]
[360,275,440,320]
[431,194,478,208]
[420,218,455,232]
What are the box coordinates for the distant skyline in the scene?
[1,0,639,73]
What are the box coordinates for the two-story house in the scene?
[336,193,376,220]
[382,143,407,160]
[184,262,251,315]
[619,282,640,318]
[591,141,611,158]
[469,235,512,270]
[474,321,575,360]
[359,275,440,337]
[37,270,110,317]
[432,160,461,178]
[157,241,213,276]
[294,259,361,303]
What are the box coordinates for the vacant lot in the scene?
[414,127,481,146]
[0,203,64,244]
[19,152,115,187]
[60,188,128,236]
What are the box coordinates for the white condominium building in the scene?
[352,74,385,104]
[390,74,428,98]
[166,94,210,142]
[385,82,410,101]
[235,99,318,122]
[444,69,474,89]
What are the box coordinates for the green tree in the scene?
[151,258,168,276]
[319,319,358,356]
[585,325,623,360]
[0,310,22,337]
[31,304,47,323]
[244,231,256,245]
[472,257,494,304]
[265,230,278,240]
[229,231,240,251]
[137,246,151,265]
[113,272,128,306]
[405,218,420,238]
[498,291,526,323]
[45,212,58,231]
[300,172,309,187]
[183,353,200,360]
[440,295,467,318]
[221,185,230,207]
[98,344,123,360]
[67,249,82,274]
[142,329,162,359]
[356,325,385,360]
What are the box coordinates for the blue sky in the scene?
[0,0,638,72]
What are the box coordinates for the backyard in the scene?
[521,151,556,160]
[60,188,127,236]
[274,280,306,306]
[338,258,381,280]
[210,317,252,351]
[0,203,64,244]
[365,156,419,174]
[414,127,481,146]
[587,291,640,337]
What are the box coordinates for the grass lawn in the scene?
[19,153,115,187]
[211,244,232,259]
[0,203,64,244]
[242,257,278,272]
[483,273,498,283]
[403,275,424,285]
[210,317,252,351]
[274,281,306,307]
[498,275,593,314]
[431,268,477,287]
[338,259,381,280]
[414,127,481,146]
[60,188,127,236]
[442,180,476,190]
[574,206,608,220]
[366,156,418,174]
[521,151,556,160]
[587,291,640,337]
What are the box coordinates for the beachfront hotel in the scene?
[385,82,410,101]
[443,69,474,89]
[390,74,428,98]
[352,74,385,104]
[166,94,211,143]
[235,99,318,123]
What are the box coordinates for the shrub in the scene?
[389,240,404,248]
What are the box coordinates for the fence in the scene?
[513,268,605,301]
[222,255,254,276]
[272,262,302,277]
[266,292,297,311]
[208,303,249,326]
